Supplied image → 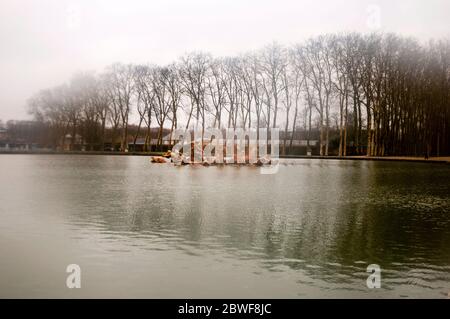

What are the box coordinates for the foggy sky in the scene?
[0,0,449,122]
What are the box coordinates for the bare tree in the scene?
[162,63,183,144]
[105,63,135,152]
[134,65,155,151]
[179,53,210,159]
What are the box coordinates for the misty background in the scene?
[0,0,449,122]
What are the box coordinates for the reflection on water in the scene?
[0,155,449,298]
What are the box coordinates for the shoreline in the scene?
[0,150,164,156]
[1,150,449,164]
[281,155,450,164]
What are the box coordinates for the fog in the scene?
[0,0,449,121]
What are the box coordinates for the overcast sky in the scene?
[0,0,449,121]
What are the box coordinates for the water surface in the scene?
[0,155,449,298]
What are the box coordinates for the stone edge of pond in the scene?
[0,150,164,156]
[1,150,449,164]
[282,155,450,164]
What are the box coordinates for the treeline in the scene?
[28,32,450,156]
[0,119,172,151]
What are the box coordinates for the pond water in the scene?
[0,155,449,298]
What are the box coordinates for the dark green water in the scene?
[0,155,449,298]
